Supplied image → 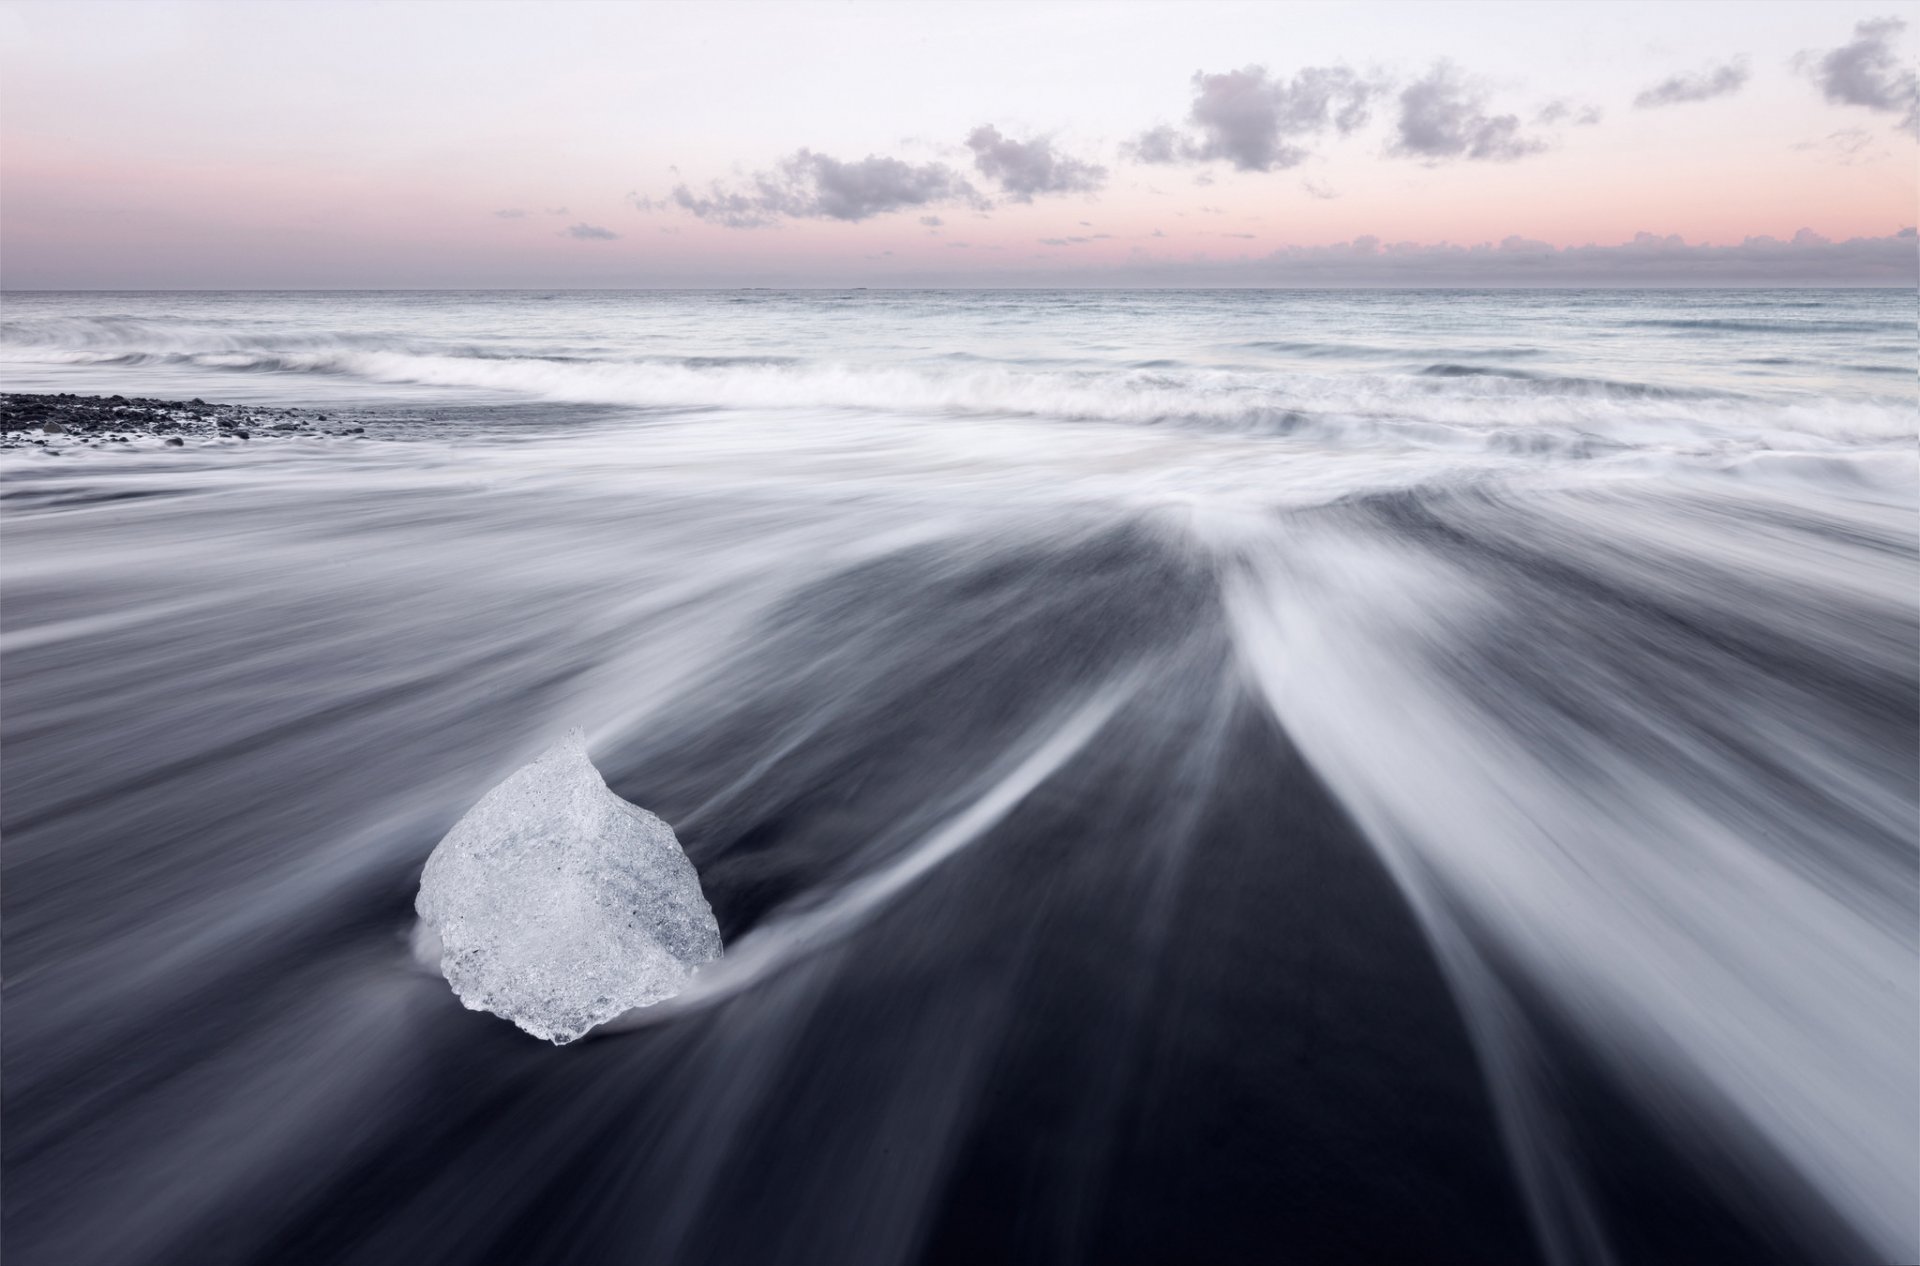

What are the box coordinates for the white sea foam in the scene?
[5,298,1911,462]
[1215,497,1919,1266]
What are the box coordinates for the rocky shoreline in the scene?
[1,393,367,449]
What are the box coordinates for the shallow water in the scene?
[2,289,1915,1265]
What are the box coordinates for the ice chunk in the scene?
[415,729,722,1043]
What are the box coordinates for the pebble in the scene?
[2,393,377,450]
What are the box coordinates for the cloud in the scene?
[965,126,1106,200]
[564,223,620,240]
[1226,228,1917,284]
[1792,127,1886,164]
[651,129,1104,227]
[1126,125,1189,165]
[1799,17,1919,137]
[1535,99,1604,126]
[661,149,981,227]
[1393,64,1548,161]
[806,229,1914,286]
[1301,177,1339,200]
[1125,65,1382,171]
[1634,59,1750,108]
[493,208,527,219]
[545,206,570,216]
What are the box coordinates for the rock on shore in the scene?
[1,393,365,449]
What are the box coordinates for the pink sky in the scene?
[2,0,1913,286]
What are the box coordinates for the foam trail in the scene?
[1219,498,1918,1265]
[597,673,1138,1030]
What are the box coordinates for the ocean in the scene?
[2,288,1914,1265]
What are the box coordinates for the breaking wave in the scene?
[4,315,1911,460]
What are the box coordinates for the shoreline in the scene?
[1,392,365,450]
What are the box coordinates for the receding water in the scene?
[2,288,1914,1266]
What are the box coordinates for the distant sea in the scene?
[3,289,1914,1266]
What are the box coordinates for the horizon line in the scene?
[3,283,1912,294]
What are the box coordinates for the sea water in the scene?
[2,288,1913,1265]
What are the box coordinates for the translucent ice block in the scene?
[415,730,722,1043]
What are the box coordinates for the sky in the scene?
[1,0,1915,287]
